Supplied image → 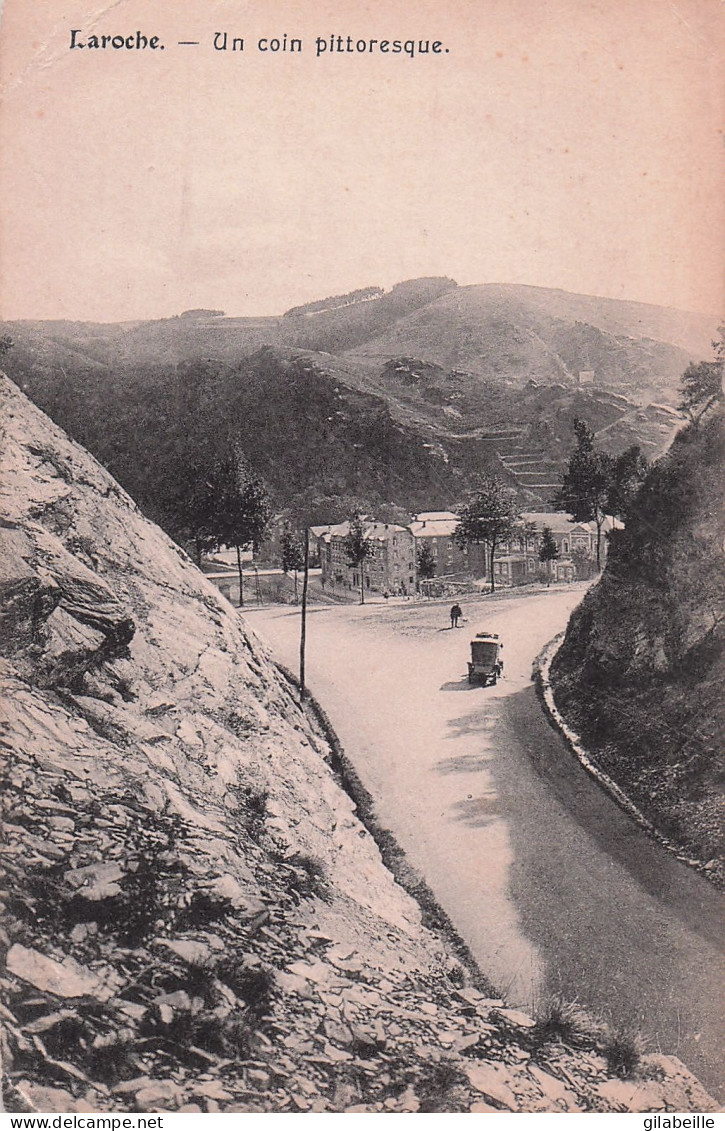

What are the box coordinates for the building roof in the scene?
[522,512,623,535]
[408,519,459,538]
[411,511,458,522]
[322,520,408,544]
[521,512,591,535]
[319,521,351,544]
[363,522,408,541]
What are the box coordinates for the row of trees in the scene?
[309,433,640,603]
[283,286,384,319]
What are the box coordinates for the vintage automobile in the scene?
[467,632,503,686]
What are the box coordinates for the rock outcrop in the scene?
[0,375,716,1113]
[550,411,725,882]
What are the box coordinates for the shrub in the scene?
[285,853,330,902]
[531,993,603,1050]
[216,960,274,1017]
[604,1026,646,1078]
[416,1059,469,1112]
[174,891,234,931]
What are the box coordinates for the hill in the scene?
[3,280,714,391]
[345,284,711,398]
[0,278,458,376]
[2,279,716,524]
[3,350,465,539]
[549,410,725,882]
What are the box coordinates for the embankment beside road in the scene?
[546,412,724,888]
[535,636,714,882]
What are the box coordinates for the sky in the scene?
[1,0,723,321]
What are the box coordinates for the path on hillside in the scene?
[245,589,724,1098]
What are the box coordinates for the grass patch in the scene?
[228,782,269,839]
[603,1026,646,1078]
[416,1059,469,1113]
[530,993,604,1051]
[216,958,274,1017]
[285,852,331,903]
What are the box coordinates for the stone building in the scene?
[492,511,621,586]
[320,520,416,595]
[407,512,486,580]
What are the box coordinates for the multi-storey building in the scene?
[407,512,486,579]
[491,511,621,586]
[319,520,416,595]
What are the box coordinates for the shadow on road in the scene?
[490,684,725,1097]
[501,687,725,954]
[444,710,497,741]
[449,794,501,828]
[436,752,494,775]
[439,677,473,692]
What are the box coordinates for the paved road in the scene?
[245,589,724,1098]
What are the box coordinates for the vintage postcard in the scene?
[0,0,723,1119]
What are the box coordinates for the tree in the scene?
[678,326,724,424]
[344,515,375,604]
[160,443,223,568]
[210,448,272,607]
[417,542,436,583]
[606,445,649,520]
[183,468,220,568]
[538,526,559,585]
[280,523,305,603]
[455,475,520,593]
[571,545,593,581]
[0,334,13,358]
[552,419,615,572]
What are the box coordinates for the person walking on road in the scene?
[450,603,463,628]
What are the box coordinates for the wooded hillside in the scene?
[550,410,725,880]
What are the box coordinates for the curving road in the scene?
[245,588,725,1098]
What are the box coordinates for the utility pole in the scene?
[299,528,310,701]
[236,544,245,607]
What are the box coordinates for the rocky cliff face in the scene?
[0,375,715,1113]
[550,411,725,881]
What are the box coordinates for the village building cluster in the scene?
[311,511,619,596]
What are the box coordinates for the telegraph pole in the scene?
[299,528,310,700]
